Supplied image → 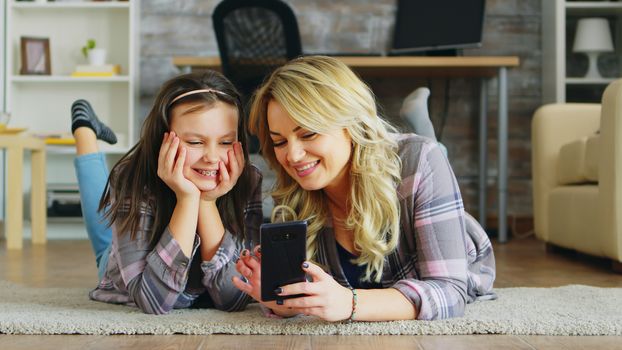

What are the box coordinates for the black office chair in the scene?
[212,0,302,99]
[212,0,302,153]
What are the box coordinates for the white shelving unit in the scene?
[3,0,139,238]
[542,1,622,103]
[5,0,139,147]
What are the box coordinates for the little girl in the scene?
[71,71,263,314]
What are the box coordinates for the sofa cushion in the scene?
[558,137,588,185]
[557,135,599,185]
[584,134,599,181]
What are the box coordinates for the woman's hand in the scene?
[200,142,245,202]
[276,261,353,322]
[231,246,300,317]
[157,132,200,199]
[233,251,353,321]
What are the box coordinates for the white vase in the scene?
[87,48,107,66]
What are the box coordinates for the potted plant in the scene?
[82,39,107,66]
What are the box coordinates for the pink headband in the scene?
[169,88,230,105]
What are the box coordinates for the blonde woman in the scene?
[232,56,495,322]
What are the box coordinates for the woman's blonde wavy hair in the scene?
[249,56,402,282]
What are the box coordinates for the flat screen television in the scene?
[390,0,486,55]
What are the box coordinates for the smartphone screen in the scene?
[260,220,307,302]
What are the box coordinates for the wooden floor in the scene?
[1,236,621,349]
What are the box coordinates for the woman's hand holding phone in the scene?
[232,246,300,317]
[157,131,200,199]
[271,261,353,322]
[200,141,245,202]
[232,247,353,321]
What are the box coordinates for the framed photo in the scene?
[20,37,51,75]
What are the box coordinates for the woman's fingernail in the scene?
[276,300,283,305]
[274,287,283,295]
[302,262,309,269]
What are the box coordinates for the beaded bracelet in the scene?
[348,287,358,322]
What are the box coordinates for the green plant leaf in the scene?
[81,39,97,59]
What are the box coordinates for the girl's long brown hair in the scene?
[99,71,252,247]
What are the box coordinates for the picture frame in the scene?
[20,36,51,75]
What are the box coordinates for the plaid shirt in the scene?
[90,134,495,319]
[313,134,495,320]
[89,166,263,314]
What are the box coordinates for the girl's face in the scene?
[267,99,352,192]
[169,101,239,192]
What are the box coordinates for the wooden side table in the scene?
[0,134,46,249]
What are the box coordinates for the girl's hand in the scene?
[231,246,300,317]
[157,132,200,199]
[200,142,245,202]
[276,261,353,322]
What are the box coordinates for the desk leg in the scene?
[478,79,488,229]
[6,146,24,249]
[30,148,46,244]
[498,67,508,243]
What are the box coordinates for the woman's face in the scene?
[169,100,238,192]
[267,99,352,192]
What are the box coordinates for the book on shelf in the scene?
[45,138,76,145]
[71,64,121,77]
[71,72,118,77]
[33,133,76,146]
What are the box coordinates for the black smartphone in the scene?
[260,220,307,302]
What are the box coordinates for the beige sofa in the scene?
[532,79,622,271]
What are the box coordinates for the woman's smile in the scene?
[293,160,320,177]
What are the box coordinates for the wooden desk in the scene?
[0,134,47,249]
[173,55,520,242]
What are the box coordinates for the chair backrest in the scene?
[212,0,302,98]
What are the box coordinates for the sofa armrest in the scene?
[531,103,600,241]
[600,79,622,260]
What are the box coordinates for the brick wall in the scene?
[140,0,542,221]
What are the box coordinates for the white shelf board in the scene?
[10,75,131,83]
[48,217,84,224]
[566,77,618,84]
[46,144,130,155]
[21,220,87,241]
[11,2,130,10]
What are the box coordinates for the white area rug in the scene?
[1,281,621,335]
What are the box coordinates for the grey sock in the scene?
[71,99,117,145]
[400,87,437,141]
